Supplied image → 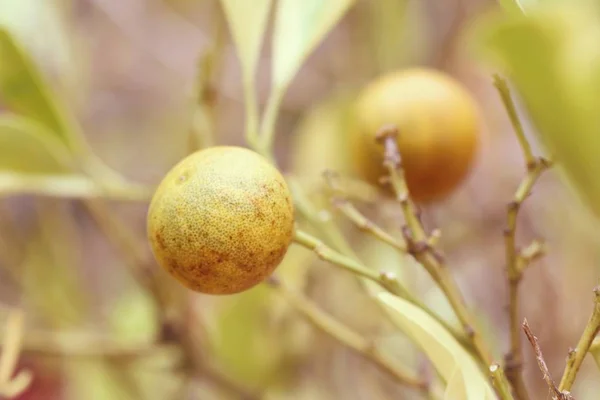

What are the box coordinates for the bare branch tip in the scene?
[375,124,399,143]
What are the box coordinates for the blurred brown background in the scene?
[1,0,600,399]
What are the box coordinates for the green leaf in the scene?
[219,0,273,141]
[473,3,600,219]
[0,114,74,173]
[377,293,495,399]
[272,0,355,91]
[0,26,78,147]
[362,0,425,72]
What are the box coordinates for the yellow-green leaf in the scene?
[66,361,136,400]
[219,0,272,140]
[0,173,151,201]
[473,2,600,219]
[256,0,356,151]
[220,0,272,83]
[498,0,595,15]
[361,0,425,73]
[109,289,159,344]
[21,199,89,328]
[0,26,77,147]
[272,0,355,91]
[497,0,526,15]
[0,114,74,173]
[377,292,495,399]
[209,284,285,389]
[0,0,75,84]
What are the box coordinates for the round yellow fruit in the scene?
[147,146,295,295]
[352,68,480,203]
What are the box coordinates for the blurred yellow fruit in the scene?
[147,146,295,295]
[352,68,480,203]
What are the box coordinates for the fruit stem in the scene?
[266,275,430,391]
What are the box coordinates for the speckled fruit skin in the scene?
[147,146,295,295]
[352,68,480,203]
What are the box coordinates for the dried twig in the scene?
[522,319,573,400]
[503,158,550,399]
[494,74,552,400]
[376,126,501,377]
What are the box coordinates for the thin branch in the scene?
[336,197,408,250]
[257,87,285,159]
[293,229,407,297]
[82,200,166,312]
[7,335,158,360]
[495,73,552,400]
[504,160,550,400]
[558,286,600,392]
[289,176,472,365]
[189,17,226,151]
[1,331,259,399]
[493,74,534,168]
[522,319,573,400]
[376,127,499,375]
[266,275,429,392]
[292,228,468,346]
[194,364,261,400]
[490,364,515,400]
[324,170,407,253]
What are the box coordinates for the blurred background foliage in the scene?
[2,0,600,399]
